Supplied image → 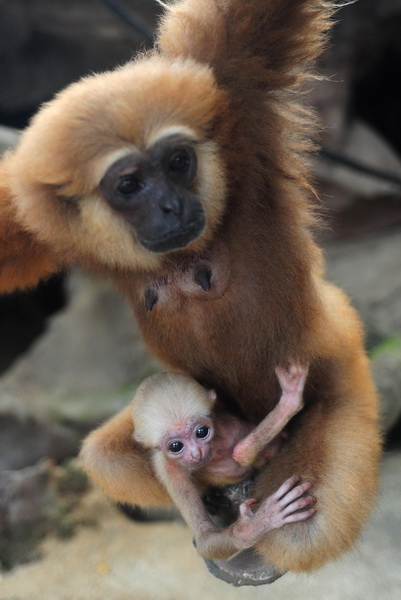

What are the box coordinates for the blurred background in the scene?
[0,1,401,598]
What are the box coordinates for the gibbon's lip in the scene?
[190,456,211,470]
[188,448,213,471]
[138,215,206,253]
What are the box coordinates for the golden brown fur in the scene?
[9,58,226,273]
[0,154,59,293]
[0,0,380,573]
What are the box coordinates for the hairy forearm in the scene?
[0,155,60,293]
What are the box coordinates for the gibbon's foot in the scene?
[233,362,309,467]
[201,478,285,585]
[202,476,315,586]
[203,548,284,587]
[233,476,316,547]
[274,362,309,401]
[117,503,179,522]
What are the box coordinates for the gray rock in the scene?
[323,228,401,433]
[0,460,51,569]
[0,271,158,426]
[324,229,401,336]
[0,461,51,530]
[372,344,401,433]
[0,414,80,471]
[313,120,401,198]
[0,125,20,155]
[0,272,159,478]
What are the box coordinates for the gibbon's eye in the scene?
[168,150,191,174]
[169,441,184,454]
[196,426,210,439]
[117,173,144,196]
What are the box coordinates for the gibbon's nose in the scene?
[191,448,202,461]
[159,194,181,216]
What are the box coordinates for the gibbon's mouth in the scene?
[189,449,214,471]
[138,215,206,253]
[191,456,212,470]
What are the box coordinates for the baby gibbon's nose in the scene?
[191,448,202,461]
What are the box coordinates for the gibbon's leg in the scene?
[0,156,59,293]
[233,362,308,467]
[156,454,316,561]
[80,405,172,507]
[252,354,381,573]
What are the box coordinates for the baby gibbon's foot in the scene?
[233,362,309,468]
[232,476,316,547]
[274,362,308,403]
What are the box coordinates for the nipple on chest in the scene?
[143,263,216,313]
[144,288,159,312]
[194,266,212,292]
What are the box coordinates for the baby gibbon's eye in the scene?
[169,441,184,454]
[196,426,210,439]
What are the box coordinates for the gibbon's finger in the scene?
[279,481,313,508]
[239,498,258,519]
[272,475,301,501]
[282,495,316,517]
[283,507,317,524]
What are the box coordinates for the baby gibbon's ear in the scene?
[132,431,144,444]
[207,389,217,404]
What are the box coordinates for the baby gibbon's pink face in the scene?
[160,416,214,470]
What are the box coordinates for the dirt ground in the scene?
[1,450,400,600]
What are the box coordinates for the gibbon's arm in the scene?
[0,0,333,294]
[157,0,334,95]
[154,454,316,561]
[81,405,172,506]
[233,363,309,467]
[0,154,60,293]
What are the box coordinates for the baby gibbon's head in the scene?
[132,372,215,449]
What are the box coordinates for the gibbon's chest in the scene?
[131,245,244,357]
[137,243,232,314]
[123,244,283,420]
[131,242,262,346]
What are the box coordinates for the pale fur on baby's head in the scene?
[131,372,215,448]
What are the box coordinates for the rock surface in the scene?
[0,451,400,599]
[0,271,158,427]
[0,125,19,154]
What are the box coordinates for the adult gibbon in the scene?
[0,0,380,574]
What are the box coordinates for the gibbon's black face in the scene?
[100,135,205,253]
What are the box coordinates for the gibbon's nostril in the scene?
[160,197,181,216]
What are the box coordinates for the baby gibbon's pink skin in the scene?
[127,372,317,560]
[159,415,215,470]
[157,453,317,561]
[130,371,289,487]
[233,362,309,467]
